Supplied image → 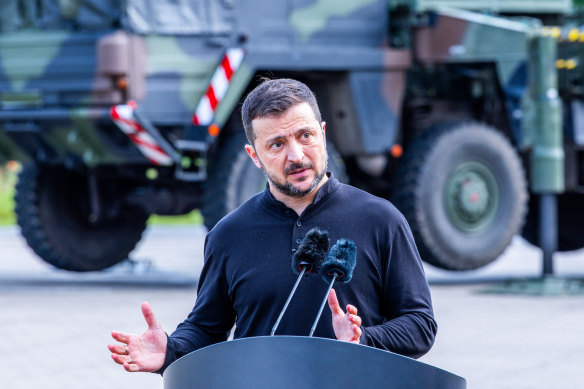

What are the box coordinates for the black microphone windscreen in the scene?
[292,227,329,275]
[321,239,357,284]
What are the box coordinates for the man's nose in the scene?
[287,141,304,163]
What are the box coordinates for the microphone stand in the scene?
[271,264,309,336]
[308,272,339,337]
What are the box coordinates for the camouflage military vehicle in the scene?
[0,0,581,271]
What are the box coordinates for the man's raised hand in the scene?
[328,288,362,343]
[108,302,167,373]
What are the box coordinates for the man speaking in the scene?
[108,78,437,374]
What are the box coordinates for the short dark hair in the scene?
[241,78,322,146]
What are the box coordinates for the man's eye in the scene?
[301,133,311,139]
[272,141,282,149]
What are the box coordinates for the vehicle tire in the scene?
[394,122,528,270]
[202,132,348,230]
[14,164,149,272]
[522,193,584,252]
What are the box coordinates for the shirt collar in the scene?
[262,172,339,213]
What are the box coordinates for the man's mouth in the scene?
[286,163,312,178]
[289,168,308,176]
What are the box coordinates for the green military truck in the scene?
[0,0,581,271]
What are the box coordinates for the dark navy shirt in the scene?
[159,174,437,373]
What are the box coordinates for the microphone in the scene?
[270,228,329,336]
[309,239,357,337]
[292,227,329,275]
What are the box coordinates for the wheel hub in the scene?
[454,171,489,221]
[445,161,499,233]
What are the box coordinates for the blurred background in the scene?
[2,0,584,388]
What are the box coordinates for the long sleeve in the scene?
[359,217,437,358]
[156,235,236,374]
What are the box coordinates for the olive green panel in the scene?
[0,91,42,108]
[530,99,564,192]
[423,9,531,85]
[290,0,378,42]
[458,15,529,84]
[415,0,572,13]
[213,63,254,128]
[145,36,217,111]
[0,31,68,92]
[43,110,125,167]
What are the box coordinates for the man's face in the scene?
[245,102,328,198]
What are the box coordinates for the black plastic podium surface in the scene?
[164,336,466,389]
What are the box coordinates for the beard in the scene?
[258,152,328,198]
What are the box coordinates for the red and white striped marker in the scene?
[110,101,173,166]
[192,48,245,126]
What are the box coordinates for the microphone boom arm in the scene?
[271,267,307,336]
[308,274,337,337]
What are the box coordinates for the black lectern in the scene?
[163,336,466,389]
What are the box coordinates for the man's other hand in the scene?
[108,302,167,372]
[328,289,362,343]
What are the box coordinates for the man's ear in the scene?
[321,121,327,145]
[245,144,262,169]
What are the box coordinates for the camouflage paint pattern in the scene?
[0,0,579,166]
[143,36,219,116]
[289,0,378,42]
[0,0,412,164]
[0,28,118,165]
[0,31,68,93]
[0,9,225,165]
